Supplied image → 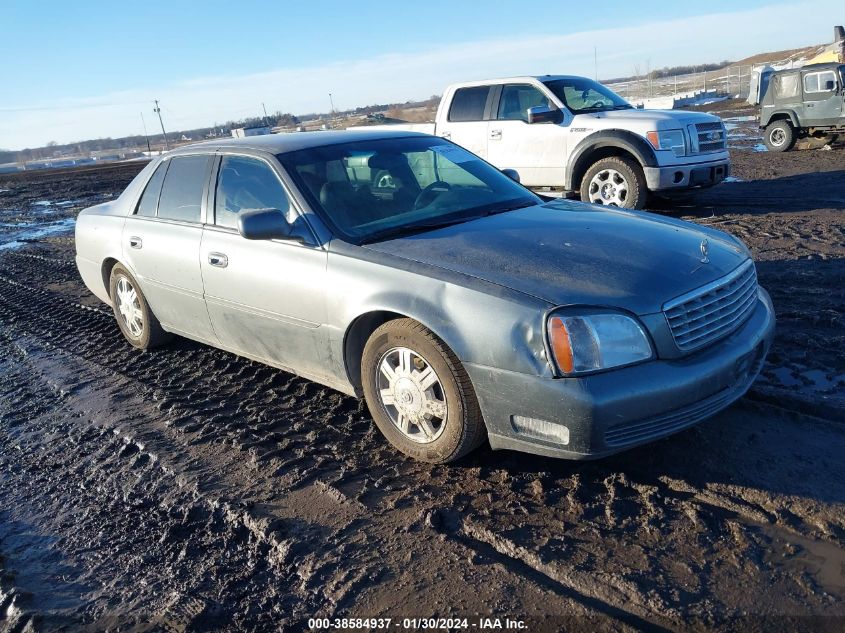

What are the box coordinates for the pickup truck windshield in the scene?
[543,77,632,114]
[278,136,539,243]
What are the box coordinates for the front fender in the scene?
[565,129,656,190]
[325,242,554,392]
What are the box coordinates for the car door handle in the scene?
[440,131,451,139]
[129,236,142,249]
[490,129,502,139]
[208,252,228,268]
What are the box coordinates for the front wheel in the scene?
[109,263,171,349]
[361,319,486,463]
[580,156,647,209]
[763,120,795,152]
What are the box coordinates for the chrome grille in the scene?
[664,260,758,352]
[690,121,727,153]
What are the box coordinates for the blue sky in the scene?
[0,0,839,149]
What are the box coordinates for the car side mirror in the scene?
[238,208,300,241]
[527,105,564,124]
[501,168,520,183]
[825,80,836,91]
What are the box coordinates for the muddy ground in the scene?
[1,117,844,632]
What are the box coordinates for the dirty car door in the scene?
[200,154,330,378]
[121,154,217,342]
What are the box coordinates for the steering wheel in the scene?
[413,181,452,209]
[586,101,606,109]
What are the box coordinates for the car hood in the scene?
[363,201,749,315]
[583,108,720,127]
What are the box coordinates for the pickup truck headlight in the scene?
[547,313,653,375]
[646,129,686,157]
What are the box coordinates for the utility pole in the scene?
[153,99,169,150]
[140,112,152,153]
[262,102,269,126]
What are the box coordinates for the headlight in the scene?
[646,129,686,157]
[547,312,653,375]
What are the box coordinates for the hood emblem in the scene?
[699,239,710,264]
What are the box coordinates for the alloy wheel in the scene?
[588,168,629,206]
[115,276,144,338]
[376,346,447,443]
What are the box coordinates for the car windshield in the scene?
[543,77,632,114]
[277,136,540,243]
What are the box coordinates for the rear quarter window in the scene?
[772,73,800,99]
[135,161,169,217]
[448,86,490,122]
[157,155,211,223]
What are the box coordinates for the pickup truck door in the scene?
[199,154,330,381]
[485,84,568,188]
[433,85,494,159]
[121,155,218,343]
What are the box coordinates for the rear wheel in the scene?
[580,156,647,209]
[361,319,486,463]
[109,263,171,349]
[764,120,795,152]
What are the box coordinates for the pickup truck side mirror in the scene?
[501,169,520,183]
[238,208,301,241]
[527,105,564,124]
[825,79,836,91]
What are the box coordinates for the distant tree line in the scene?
[604,60,732,84]
[1,96,441,164]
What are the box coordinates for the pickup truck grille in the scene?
[690,121,727,153]
[663,260,758,352]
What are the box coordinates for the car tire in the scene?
[109,263,171,349]
[361,318,486,463]
[764,120,795,152]
[580,156,647,209]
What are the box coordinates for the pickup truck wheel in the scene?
[361,318,486,463]
[109,263,171,350]
[581,156,646,209]
[764,120,795,152]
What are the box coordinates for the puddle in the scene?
[761,522,845,596]
[0,218,75,251]
[770,367,803,387]
[752,143,769,153]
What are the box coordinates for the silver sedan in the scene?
[75,130,775,463]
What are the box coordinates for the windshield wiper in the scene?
[360,199,537,244]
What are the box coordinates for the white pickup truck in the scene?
[354,75,730,208]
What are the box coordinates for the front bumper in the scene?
[644,156,730,191]
[465,288,775,460]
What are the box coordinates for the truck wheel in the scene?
[109,263,171,349]
[580,156,646,209]
[361,318,486,463]
[764,120,795,152]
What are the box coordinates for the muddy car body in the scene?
[74,130,775,462]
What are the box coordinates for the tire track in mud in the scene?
[3,250,845,629]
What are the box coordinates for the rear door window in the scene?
[157,155,211,223]
[214,156,290,230]
[135,161,169,217]
[448,86,491,122]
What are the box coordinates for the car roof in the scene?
[450,75,586,88]
[773,62,843,74]
[169,128,428,156]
